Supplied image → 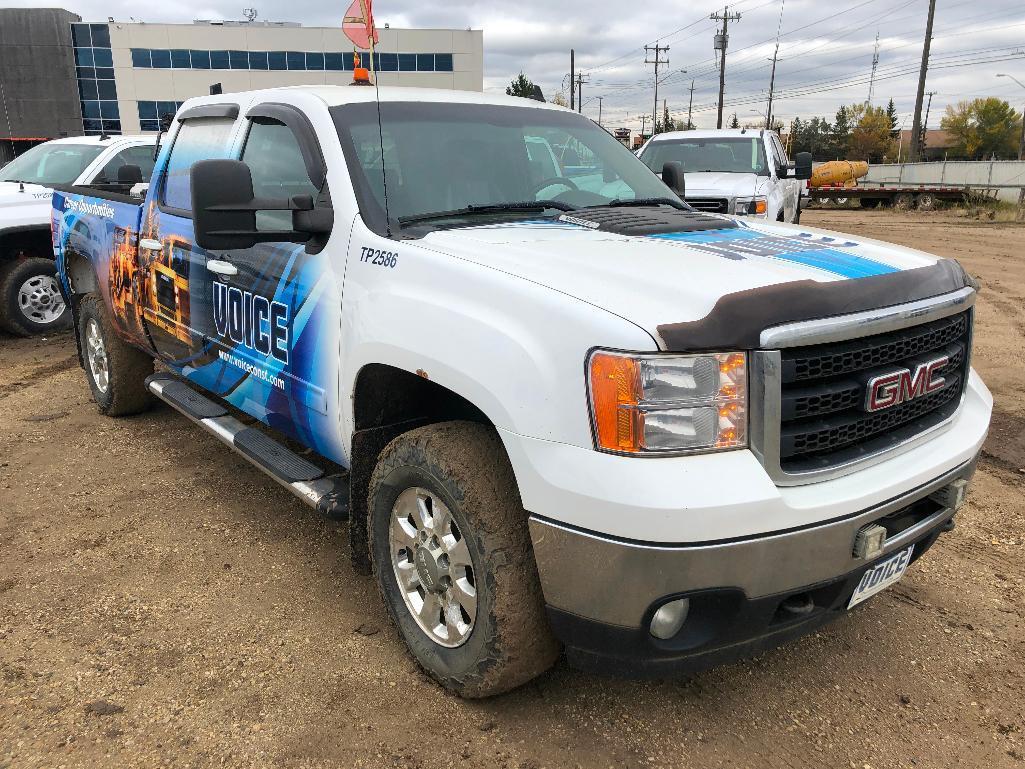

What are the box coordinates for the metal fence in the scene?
[863,160,1025,203]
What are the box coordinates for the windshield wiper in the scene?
[601,197,688,210]
[398,200,576,227]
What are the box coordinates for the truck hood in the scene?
[419,216,946,346]
[0,181,54,219]
[683,172,761,198]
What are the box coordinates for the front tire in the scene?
[0,258,72,336]
[368,421,559,698]
[78,294,154,416]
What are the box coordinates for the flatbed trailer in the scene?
[808,184,976,210]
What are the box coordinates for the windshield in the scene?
[640,137,769,176]
[0,143,105,185]
[332,101,674,233]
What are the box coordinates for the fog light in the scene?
[853,523,887,559]
[929,479,968,510]
[649,598,690,640]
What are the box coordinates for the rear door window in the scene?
[90,144,156,184]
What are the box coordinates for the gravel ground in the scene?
[1,209,1023,769]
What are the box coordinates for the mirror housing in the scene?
[191,159,332,251]
[662,161,686,199]
[793,152,813,181]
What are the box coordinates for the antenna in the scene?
[867,32,880,106]
[242,8,258,23]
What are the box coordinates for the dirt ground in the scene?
[1,209,1023,769]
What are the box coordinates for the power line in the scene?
[711,6,742,128]
[644,43,670,134]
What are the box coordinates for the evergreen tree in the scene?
[830,106,853,158]
[729,113,740,128]
[505,72,537,98]
[885,98,900,137]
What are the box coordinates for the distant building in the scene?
[897,129,956,161]
[0,7,484,158]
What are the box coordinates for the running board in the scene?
[146,373,349,517]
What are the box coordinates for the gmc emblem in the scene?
[865,355,949,412]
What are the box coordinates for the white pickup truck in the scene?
[0,134,154,335]
[52,86,991,697]
[638,128,808,223]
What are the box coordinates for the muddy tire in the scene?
[368,421,559,698]
[916,192,938,211]
[77,293,154,416]
[0,258,72,337]
[894,192,916,211]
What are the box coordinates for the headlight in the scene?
[735,196,767,216]
[587,350,747,455]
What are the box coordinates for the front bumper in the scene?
[529,457,976,676]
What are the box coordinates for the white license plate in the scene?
[848,545,914,609]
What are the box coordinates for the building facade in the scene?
[1,9,484,151]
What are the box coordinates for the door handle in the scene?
[139,238,162,252]
[206,259,238,277]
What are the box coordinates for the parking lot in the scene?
[1,208,1023,769]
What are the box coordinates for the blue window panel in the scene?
[95,67,115,80]
[93,47,113,68]
[229,50,249,69]
[343,52,356,70]
[76,65,95,80]
[131,48,151,68]
[158,101,178,118]
[97,80,117,100]
[151,49,171,68]
[306,51,325,70]
[434,53,453,72]
[398,53,416,71]
[75,47,94,66]
[99,101,120,119]
[101,120,121,132]
[83,118,102,132]
[78,79,98,100]
[286,51,305,70]
[268,51,287,70]
[71,24,91,47]
[138,101,157,120]
[190,50,211,69]
[377,52,398,72]
[324,52,344,71]
[210,50,229,69]
[249,50,268,70]
[416,54,434,72]
[140,119,160,132]
[81,101,101,119]
[170,49,190,68]
[90,24,111,48]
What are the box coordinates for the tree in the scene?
[729,113,740,128]
[885,98,900,137]
[848,105,897,162]
[829,106,853,158]
[506,72,537,99]
[941,98,1023,159]
[655,103,676,134]
[550,91,569,108]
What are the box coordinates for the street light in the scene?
[996,73,1025,161]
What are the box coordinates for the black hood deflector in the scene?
[564,206,735,236]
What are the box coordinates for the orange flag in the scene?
[343,0,379,50]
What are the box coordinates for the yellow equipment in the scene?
[809,160,868,189]
[145,235,193,344]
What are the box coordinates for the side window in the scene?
[241,119,320,230]
[91,144,157,184]
[770,135,789,170]
[162,116,236,211]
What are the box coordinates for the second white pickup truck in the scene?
[53,86,990,697]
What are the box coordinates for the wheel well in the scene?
[348,364,494,574]
[0,227,52,264]
[64,250,99,295]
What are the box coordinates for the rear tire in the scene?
[894,192,915,211]
[0,258,72,337]
[368,421,559,698]
[77,293,154,416]
[916,192,937,211]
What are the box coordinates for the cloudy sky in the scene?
[10,0,1025,130]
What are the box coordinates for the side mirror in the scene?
[117,164,143,184]
[191,159,332,251]
[662,161,686,199]
[793,152,813,181]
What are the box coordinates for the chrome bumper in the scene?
[528,457,977,629]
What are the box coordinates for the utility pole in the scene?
[640,114,648,140]
[711,6,741,129]
[908,0,936,162]
[574,72,588,114]
[766,44,779,130]
[919,90,936,158]
[687,79,695,129]
[867,32,880,106]
[644,43,670,135]
[662,98,667,132]
[597,96,603,127]
[569,49,574,112]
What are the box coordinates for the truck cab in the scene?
[52,87,990,698]
[637,128,808,223]
[0,134,155,335]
